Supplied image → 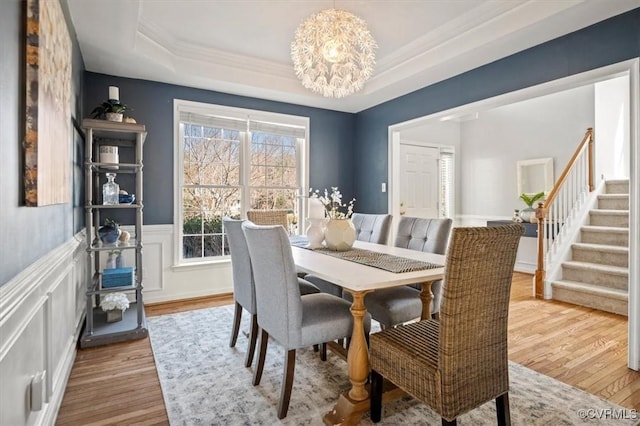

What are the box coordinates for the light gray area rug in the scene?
[148,306,637,425]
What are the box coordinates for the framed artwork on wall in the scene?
[72,121,85,233]
[24,0,72,206]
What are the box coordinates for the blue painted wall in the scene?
[354,8,640,213]
[0,0,85,286]
[83,73,356,225]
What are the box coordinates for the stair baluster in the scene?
[535,128,594,297]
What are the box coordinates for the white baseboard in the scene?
[514,261,536,274]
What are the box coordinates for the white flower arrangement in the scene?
[100,292,130,312]
[310,187,355,219]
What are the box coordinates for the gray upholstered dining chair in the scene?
[242,222,371,419]
[369,224,524,425]
[224,218,319,369]
[344,216,453,329]
[351,213,392,244]
[246,209,307,277]
[304,213,392,297]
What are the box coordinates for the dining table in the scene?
[291,239,446,425]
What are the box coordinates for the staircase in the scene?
[551,179,629,316]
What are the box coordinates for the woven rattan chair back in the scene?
[438,224,523,419]
[247,209,289,230]
[369,224,524,425]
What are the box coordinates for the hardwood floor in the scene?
[56,295,231,426]
[56,273,639,425]
[508,273,640,409]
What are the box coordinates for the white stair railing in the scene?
[535,128,594,298]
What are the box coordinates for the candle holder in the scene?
[305,218,327,249]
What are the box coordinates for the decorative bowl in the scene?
[119,194,135,204]
[98,224,121,244]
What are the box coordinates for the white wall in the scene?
[459,84,595,218]
[400,85,596,273]
[400,120,461,145]
[595,75,630,180]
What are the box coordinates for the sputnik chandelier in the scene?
[291,8,377,98]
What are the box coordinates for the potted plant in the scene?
[519,191,545,223]
[100,292,130,323]
[310,187,356,251]
[90,100,132,122]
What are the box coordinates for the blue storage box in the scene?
[102,267,134,288]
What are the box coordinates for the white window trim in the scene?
[439,147,455,219]
[173,99,310,266]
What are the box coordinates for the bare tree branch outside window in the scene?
[180,122,302,260]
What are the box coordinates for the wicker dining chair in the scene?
[369,224,524,425]
[247,209,289,229]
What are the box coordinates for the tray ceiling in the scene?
[66,0,639,112]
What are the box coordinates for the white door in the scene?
[399,143,439,218]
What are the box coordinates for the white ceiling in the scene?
[66,0,639,113]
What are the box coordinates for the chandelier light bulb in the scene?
[291,8,377,98]
[322,39,347,63]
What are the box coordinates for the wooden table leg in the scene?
[419,280,434,320]
[323,290,371,425]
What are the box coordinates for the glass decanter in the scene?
[102,173,120,205]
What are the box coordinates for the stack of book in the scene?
[102,267,134,288]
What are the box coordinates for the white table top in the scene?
[291,241,445,293]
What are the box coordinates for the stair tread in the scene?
[598,194,629,199]
[605,179,630,184]
[571,242,629,253]
[552,280,628,298]
[581,225,629,233]
[589,209,630,215]
[562,260,628,275]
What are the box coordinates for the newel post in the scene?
[534,202,547,298]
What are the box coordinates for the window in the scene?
[174,100,308,264]
[439,149,454,218]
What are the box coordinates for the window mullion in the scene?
[241,129,251,219]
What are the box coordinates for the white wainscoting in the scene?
[455,215,537,274]
[137,225,233,304]
[0,232,86,426]
[0,224,233,424]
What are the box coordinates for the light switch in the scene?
[30,371,46,411]
[381,182,386,193]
